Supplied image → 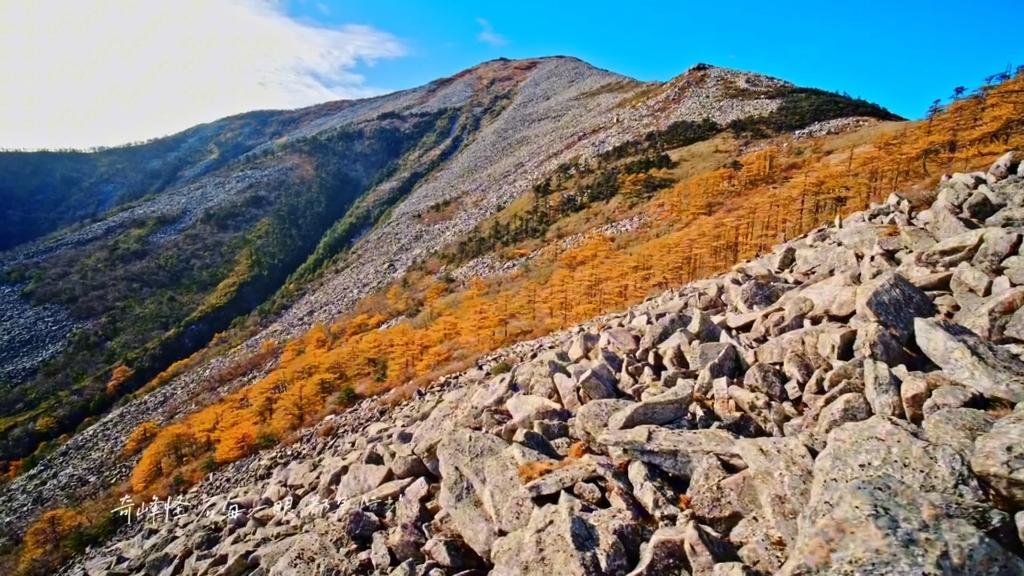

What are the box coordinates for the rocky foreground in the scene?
[66,152,1024,575]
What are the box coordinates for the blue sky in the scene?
[3,0,1022,148]
[292,0,1024,120]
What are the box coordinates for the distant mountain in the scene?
[0,56,901,497]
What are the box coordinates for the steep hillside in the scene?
[36,150,1024,575]
[0,55,933,572]
[0,58,901,477]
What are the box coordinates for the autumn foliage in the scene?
[121,421,158,458]
[18,509,87,575]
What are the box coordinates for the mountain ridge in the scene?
[0,55,929,572]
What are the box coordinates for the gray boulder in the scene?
[988,151,1018,181]
[743,363,787,402]
[572,399,635,443]
[971,411,1024,508]
[780,474,1024,576]
[855,273,935,344]
[914,318,1024,403]
[597,426,741,479]
[864,360,904,419]
[922,408,996,460]
[608,381,693,430]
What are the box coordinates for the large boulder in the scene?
[919,229,987,268]
[572,399,636,443]
[957,287,1024,343]
[922,408,996,460]
[801,416,984,530]
[971,411,1024,509]
[608,381,693,430]
[490,502,637,576]
[436,429,534,560]
[988,151,1018,181]
[597,426,741,479]
[914,318,1024,403]
[779,474,1024,576]
[855,273,935,344]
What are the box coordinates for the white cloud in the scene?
[0,0,406,149]
[476,18,507,47]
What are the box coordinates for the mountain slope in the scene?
[0,56,912,553]
[44,150,1024,576]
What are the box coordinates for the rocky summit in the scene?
[49,153,1024,575]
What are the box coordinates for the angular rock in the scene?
[914,318,1024,403]
[971,411,1024,508]
[522,459,607,497]
[577,368,618,403]
[815,393,873,435]
[626,525,690,576]
[597,426,741,480]
[780,475,1024,576]
[863,360,904,419]
[687,455,745,534]
[922,408,995,460]
[963,188,999,221]
[627,460,681,522]
[742,363,787,402]
[391,454,430,480]
[852,322,904,366]
[801,416,984,531]
[925,203,977,242]
[506,394,566,430]
[988,150,1017,181]
[781,351,814,387]
[600,327,639,356]
[436,429,533,560]
[338,464,394,500]
[950,262,992,296]
[736,280,783,313]
[572,398,636,443]
[922,385,979,417]
[973,229,1021,272]
[336,509,382,546]
[490,503,614,576]
[552,373,582,412]
[689,311,723,342]
[958,287,1024,342]
[608,381,693,430]
[567,333,598,363]
[986,207,1024,228]
[371,531,392,571]
[855,273,935,344]
[920,228,987,268]
[423,535,481,570]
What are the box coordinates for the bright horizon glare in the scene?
[0,1,405,150]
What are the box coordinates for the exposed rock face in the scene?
[35,154,1024,574]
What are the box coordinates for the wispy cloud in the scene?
[0,0,406,149]
[476,18,508,47]
[317,2,330,15]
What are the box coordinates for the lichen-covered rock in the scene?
[915,318,1024,403]
[572,399,636,443]
[780,474,1024,576]
[863,360,904,419]
[971,411,1024,508]
[855,273,935,344]
[597,426,741,479]
[608,381,692,430]
[490,502,628,576]
[922,408,995,460]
